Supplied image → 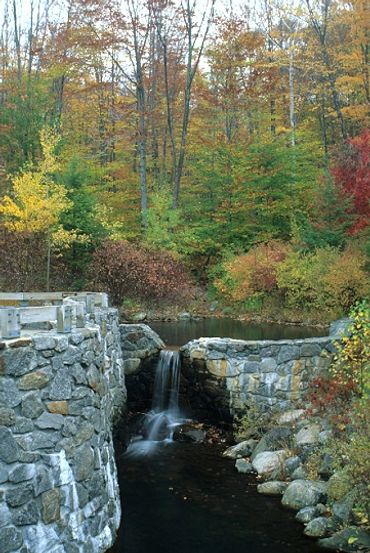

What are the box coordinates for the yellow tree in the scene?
[0,128,71,289]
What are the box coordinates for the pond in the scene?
[149,318,328,348]
[109,441,322,553]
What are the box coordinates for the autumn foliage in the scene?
[214,243,368,316]
[89,241,196,306]
[332,130,370,235]
[214,241,291,302]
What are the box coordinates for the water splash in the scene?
[126,350,183,456]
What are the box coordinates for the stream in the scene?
[109,441,321,553]
[109,320,326,553]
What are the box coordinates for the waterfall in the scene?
[126,349,183,456]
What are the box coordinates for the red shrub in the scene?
[332,129,370,235]
[89,240,195,306]
[307,375,358,432]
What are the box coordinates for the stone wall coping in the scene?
[180,334,337,353]
[0,308,118,350]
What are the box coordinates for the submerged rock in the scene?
[235,458,254,474]
[173,424,206,444]
[223,439,258,459]
[282,479,327,510]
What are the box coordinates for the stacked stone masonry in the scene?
[0,308,126,553]
[180,334,339,419]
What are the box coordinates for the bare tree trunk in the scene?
[12,0,22,81]
[305,0,347,140]
[288,50,295,147]
[137,83,148,227]
[172,0,215,208]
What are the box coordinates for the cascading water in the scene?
[126,349,183,456]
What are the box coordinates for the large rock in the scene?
[295,424,321,446]
[251,427,292,461]
[290,466,307,480]
[277,409,305,425]
[331,492,356,524]
[304,517,331,538]
[235,459,254,474]
[284,456,301,475]
[319,527,370,552]
[223,439,258,459]
[252,450,287,478]
[257,481,288,495]
[282,479,327,510]
[327,471,352,502]
[295,506,319,524]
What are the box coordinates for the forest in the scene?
[0,0,368,322]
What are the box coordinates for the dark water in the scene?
[150,318,327,347]
[109,441,321,553]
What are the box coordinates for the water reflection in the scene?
[150,318,327,348]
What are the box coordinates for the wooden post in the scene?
[0,308,21,339]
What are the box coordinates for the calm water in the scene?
[109,441,321,553]
[150,318,327,347]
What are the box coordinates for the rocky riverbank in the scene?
[119,299,331,328]
[223,408,370,552]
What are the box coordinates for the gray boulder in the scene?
[277,409,305,425]
[319,527,370,552]
[304,517,331,538]
[252,450,287,479]
[223,439,258,459]
[285,456,301,475]
[295,424,320,446]
[295,506,319,524]
[282,479,327,510]
[235,459,254,474]
[257,481,288,495]
[331,492,356,525]
[251,427,292,461]
[291,466,307,480]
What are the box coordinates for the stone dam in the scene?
[0,299,345,553]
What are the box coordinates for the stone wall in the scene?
[0,308,125,553]
[181,334,338,420]
[120,324,164,411]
